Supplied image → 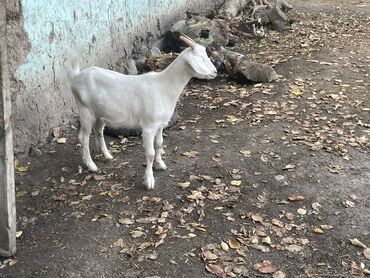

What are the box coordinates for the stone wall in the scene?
[7,0,221,154]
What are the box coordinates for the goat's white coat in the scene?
[67,45,217,190]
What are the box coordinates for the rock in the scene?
[135,57,148,73]
[274,175,285,181]
[150,46,161,57]
[116,57,138,75]
[29,145,42,157]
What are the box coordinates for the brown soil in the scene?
[1,0,370,277]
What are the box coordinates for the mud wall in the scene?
[7,0,221,154]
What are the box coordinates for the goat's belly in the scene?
[102,117,140,129]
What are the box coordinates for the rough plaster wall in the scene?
[6,0,30,155]
[8,0,222,154]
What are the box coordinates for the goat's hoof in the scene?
[154,160,167,170]
[87,163,98,172]
[144,176,155,190]
[104,153,114,160]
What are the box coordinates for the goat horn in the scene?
[179,35,197,49]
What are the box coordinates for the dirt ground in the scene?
[1,0,370,277]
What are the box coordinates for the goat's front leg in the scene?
[154,128,167,170]
[142,129,156,190]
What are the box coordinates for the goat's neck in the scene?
[159,54,192,104]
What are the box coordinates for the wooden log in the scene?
[167,16,234,49]
[0,0,17,257]
[218,0,252,19]
[252,0,293,32]
[267,3,289,31]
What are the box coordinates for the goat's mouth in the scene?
[207,73,217,79]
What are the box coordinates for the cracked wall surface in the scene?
[8,0,221,154]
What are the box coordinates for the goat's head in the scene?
[180,35,217,80]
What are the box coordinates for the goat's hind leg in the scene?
[93,119,113,160]
[154,128,167,170]
[78,110,98,172]
[142,128,156,190]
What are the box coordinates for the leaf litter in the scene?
[7,1,370,277]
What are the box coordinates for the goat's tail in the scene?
[66,50,81,83]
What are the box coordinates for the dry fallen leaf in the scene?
[229,239,241,249]
[312,202,321,211]
[118,218,134,225]
[82,194,93,201]
[226,115,239,124]
[147,252,158,260]
[273,270,287,278]
[178,181,190,189]
[313,227,324,234]
[52,127,61,138]
[350,238,367,249]
[343,200,355,208]
[16,231,23,238]
[131,230,146,238]
[291,85,303,97]
[283,164,296,171]
[16,191,28,198]
[182,151,199,158]
[93,175,106,181]
[113,238,125,248]
[208,191,222,201]
[272,219,284,228]
[91,213,108,222]
[203,250,218,260]
[56,137,67,144]
[240,149,251,157]
[288,193,305,201]
[231,180,242,186]
[254,261,278,274]
[17,166,28,173]
[250,212,263,222]
[136,216,158,224]
[206,264,224,275]
[285,244,303,253]
[364,248,370,261]
[8,258,18,267]
[297,208,307,215]
[221,241,229,251]
[262,236,272,245]
[188,233,197,238]
[233,265,249,276]
[31,190,40,197]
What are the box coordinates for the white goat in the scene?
[67,35,217,190]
